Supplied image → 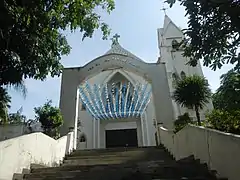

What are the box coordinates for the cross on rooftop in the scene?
[111,33,120,45]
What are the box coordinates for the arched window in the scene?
[80,134,86,142]
[172,73,177,87]
[180,71,186,79]
[172,39,179,50]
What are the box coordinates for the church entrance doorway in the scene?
[105,129,138,148]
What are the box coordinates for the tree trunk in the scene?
[195,105,201,126]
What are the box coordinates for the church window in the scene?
[172,40,179,50]
[80,134,86,142]
[180,71,186,79]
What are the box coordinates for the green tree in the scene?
[165,0,240,71]
[0,87,11,124]
[206,109,240,135]
[212,70,240,111]
[8,107,27,124]
[173,75,211,125]
[0,0,115,86]
[34,100,63,138]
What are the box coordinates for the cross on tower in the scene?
[160,7,167,15]
[160,2,169,15]
[111,33,120,45]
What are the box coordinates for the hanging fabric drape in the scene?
[79,81,152,120]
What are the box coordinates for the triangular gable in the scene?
[162,15,183,38]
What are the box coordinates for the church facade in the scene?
[59,15,213,150]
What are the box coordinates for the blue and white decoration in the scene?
[79,81,152,120]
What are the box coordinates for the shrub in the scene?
[174,113,192,133]
[206,109,240,135]
[34,100,63,138]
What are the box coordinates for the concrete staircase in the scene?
[23,146,227,180]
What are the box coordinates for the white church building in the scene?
[59,15,213,150]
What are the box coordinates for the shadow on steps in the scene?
[23,146,226,180]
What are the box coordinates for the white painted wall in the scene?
[104,121,137,130]
[77,111,93,149]
[159,125,240,180]
[145,99,157,146]
[0,132,74,180]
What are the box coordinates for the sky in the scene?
[8,0,233,119]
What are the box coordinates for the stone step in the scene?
[63,157,175,166]
[24,171,217,180]
[69,146,165,156]
[30,161,208,176]
[31,161,179,174]
[64,156,142,163]
[25,165,217,179]
[24,178,216,180]
[62,152,176,165]
[27,165,213,178]
[67,150,173,163]
[24,147,223,180]
[62,157,153,166]
[66,150,147,159]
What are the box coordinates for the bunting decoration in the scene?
[79,81,152,120]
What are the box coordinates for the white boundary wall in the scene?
[0,132,74,180]
[159,125,240,180]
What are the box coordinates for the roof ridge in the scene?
[104,43,144,62]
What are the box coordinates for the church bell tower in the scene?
[157,15,213,121]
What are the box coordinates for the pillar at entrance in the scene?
[141,115,146,146]
[144,111,150,146]
[98,120,100,148]
[93,118,96,149]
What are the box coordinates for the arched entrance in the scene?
[78,69,153,148]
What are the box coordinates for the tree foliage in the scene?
[0,87,11,124]
[34,100,63,138]
[212,70,240,111]
[8,107,27,124]
[174,112,192,133]
[0,0,115,86]
[206,109,240,135]
[173,75,211,125]
[7,81,27,99]
[165,0,240,71]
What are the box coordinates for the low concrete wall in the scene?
[159,125,240,180]
[0,124,29,141]
[0,132,74,180]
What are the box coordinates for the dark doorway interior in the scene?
[106,128,138,148]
